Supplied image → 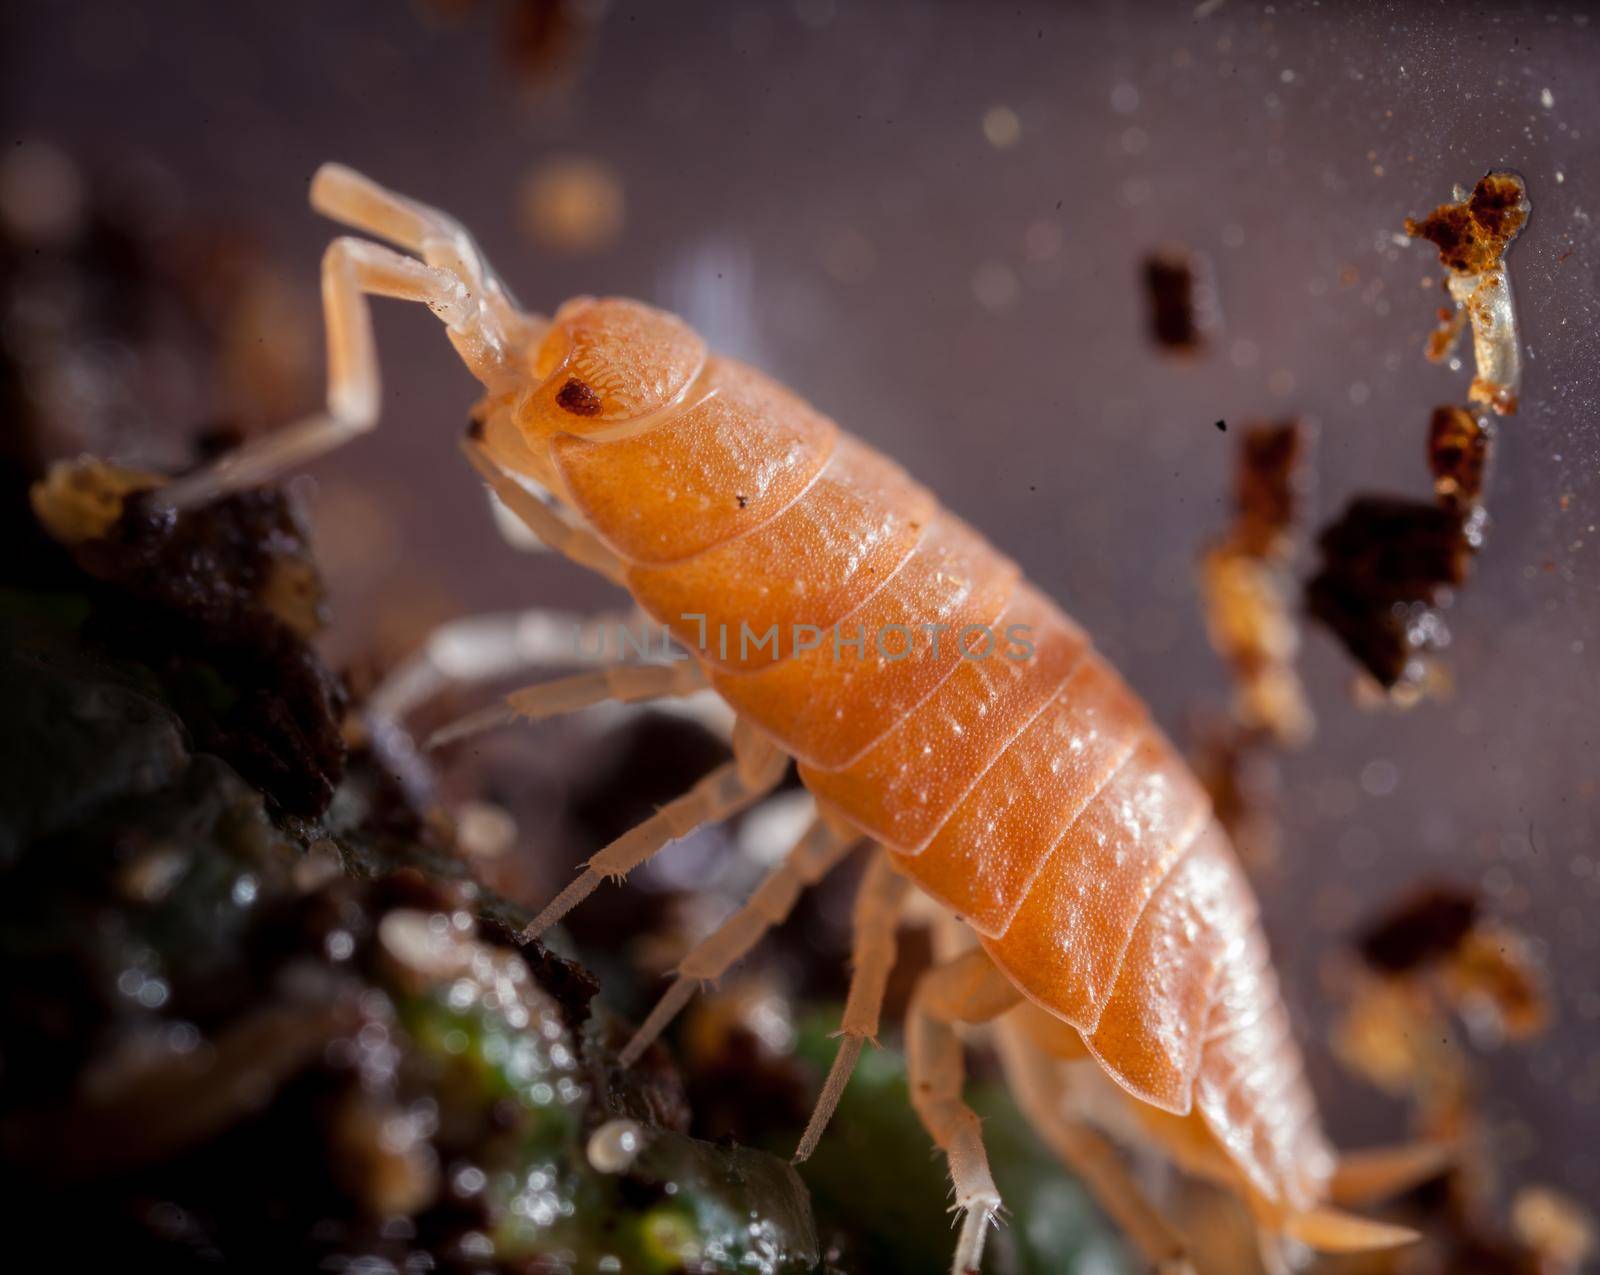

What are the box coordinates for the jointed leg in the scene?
[160,237,481,509]
[461,434,627,585]
[620,813,860,1066]
[794,848,912,1162]
[428,658,709,750]
[995,1018,1194,1274]
[366,606,644,722]
[905,949,1022,1275]
[522,718,789,941]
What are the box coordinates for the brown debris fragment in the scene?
[29,457,164,546]
[1198,422,1313,745]
[1447,923,1551,1043]
[1141,245,1217,352]
[1333,883,1559,1275]
[1425,301,1469,364]
[1358,883,1479,974]
[1429,404,1493,511]
[1405,172,1530,277]
[1351,881,1552,1050]
[1306,495,1472,693]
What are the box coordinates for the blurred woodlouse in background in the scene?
[154,166,1452,1275]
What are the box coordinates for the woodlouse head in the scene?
[515,297,706,440]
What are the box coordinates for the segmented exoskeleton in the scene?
[161,166,1442,1274]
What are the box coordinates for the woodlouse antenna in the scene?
[156,164,531,510]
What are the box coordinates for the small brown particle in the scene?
[1141,246,1215,352]
[1358,884,1479,974]
[1197,422,1313,747]
[1305,496,1472,691]
[556,377,603,416]
[1428,405,1492,510]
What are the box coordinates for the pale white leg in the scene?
[158,237,483,509]
[995,1018,1194,1274]
[366,606,645,722]
[428,659,710,750]
[793,848,911,1162]
[905,949,1023,1275]
[619,813,860,1066]
[521,719,789,941]
[460,434,627,585]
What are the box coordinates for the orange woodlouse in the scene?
[161,165,1447,1274]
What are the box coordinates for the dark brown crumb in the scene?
[556,376,603,416]
[1232,422,1306,560]
[1405,172,1530,276]
[1429,405,1492,510]
[1305,496,1474,690]
[1359,883,1480,973]
[1142,246,1212,352]
[1197,422,1312,747]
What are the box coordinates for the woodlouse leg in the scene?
[904,949,1022,1275]
[793,848,911,1163]
[460,434,627,584]
[427,659,710,751]
[521,719,788,941]
[366,607,642,723]
[995,1018,1195,1275]
[157,236,478,510]
[618,813,860,1067]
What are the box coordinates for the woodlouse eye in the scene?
[556,378,603,417]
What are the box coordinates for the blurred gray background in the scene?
[4,0,1597,1212]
